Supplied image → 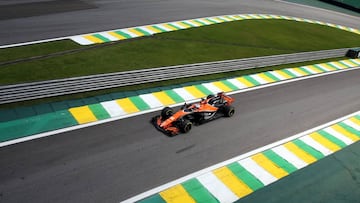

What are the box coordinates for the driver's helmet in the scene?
[207,94,215,99]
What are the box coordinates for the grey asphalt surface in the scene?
[1,68,360,202]
[0,0,359,46]
[1,1,360,203]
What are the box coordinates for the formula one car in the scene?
[151,92,235,136]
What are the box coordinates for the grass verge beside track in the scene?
[1,19,360,85]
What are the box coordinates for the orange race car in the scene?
[151,92,235,136]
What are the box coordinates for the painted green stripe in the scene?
[264,72,281,81]
[93,34,110,42]
[137,194,166,203]
[88,104,111,120]
[181,21,196,28]
[262,150,297,173]
[313,64,329,72]
[338,122,360,137]
[318,130,347,148]
[279,69,297,78]
[135,28,152,36]
[0,110,77,142]
[292,139,324,159]
[164,89,185,103]
[227,162,264,191]
[309,65,325,72]
[243,75,261,86]
[326,63,340,70]
[152,25,168,32]
[220,80,239,91]
[129,96,150,111]
[338,61,352,68]
[350,59,360,65]
[194,84,213,95]
[298,67,314,75]
[114,30,132,39]
[355,115,360,120]
[166,23,181,30]
[194,19,207,26]
[182,178,219,203]
[205,18,219,24]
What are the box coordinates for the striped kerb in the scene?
[66,59,359,125]
[135,116,360,203]
[70,14,360,45]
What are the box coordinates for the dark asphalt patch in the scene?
[0,0,97,20]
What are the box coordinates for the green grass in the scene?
[1,19,360,85]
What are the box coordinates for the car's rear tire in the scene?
[161,107,173,119]
[179,119,192,133]
[223,105,235,117]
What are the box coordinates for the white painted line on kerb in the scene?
[197,173,239,203]
[121,109,360,203]
[1,66,359,148]
[271,145,308,169]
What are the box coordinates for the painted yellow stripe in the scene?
[273,70,292,79]
[236,77,255,87]
[145,26,162,34]
[307,65,323,73]
[343,60,358,67]
[309,132,341,152]
[178,22,191,28]
[108,31,127,40]
[69,106,98,124]
[189,20,203,26]
[213,167,253,198]
[257,73,275,83]
[199,18,214,24]
[212,81,233,92]
[152,91,176,105]
[284,142,317,164]
[162,24,177,31]
[116,98,139,113]
[332,62,347,69]
[184,86,207,98]
[212,17,225,23]
[291,68,308,76]
[84,35,104,43]
[350,117,360,125]
[221,16,234,21]
[160,184,196,203]
[127,28,145,37]
[331,125,359,142]
[251,153,288,179]
[322,64,337,71]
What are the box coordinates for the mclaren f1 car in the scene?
[151,92,235,136]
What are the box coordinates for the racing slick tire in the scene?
[179,119,192,133]
[161,107,173,119]
[223,105,235,117]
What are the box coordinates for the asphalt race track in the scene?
[1,1,360,202]
[0,0,359,45]
[1,68,360,202]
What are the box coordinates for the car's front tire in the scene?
[223,105,235,117]
[179,119,192,133]
[161,107,173,119]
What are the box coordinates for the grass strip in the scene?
[1,19,359,85]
